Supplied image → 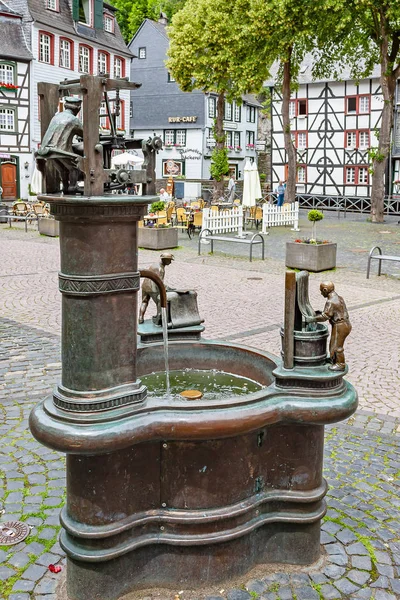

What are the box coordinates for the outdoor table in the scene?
[143,214,161,225]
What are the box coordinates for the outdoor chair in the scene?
[176,207,188,226]
[12,201,30,216]
[192,211,203,232]
[157,211,168,226]
[166,205,174,223]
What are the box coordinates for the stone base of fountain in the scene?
[138,319,205,344]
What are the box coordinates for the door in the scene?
[1,162,17,199]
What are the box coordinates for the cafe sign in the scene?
[168,116,198,123]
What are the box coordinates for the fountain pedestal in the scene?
[29,76,357,600]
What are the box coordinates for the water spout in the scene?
[139,269,170,396]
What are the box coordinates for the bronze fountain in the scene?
[29,75,357,600]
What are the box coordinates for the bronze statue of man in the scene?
[307,281,352,371]
[139,252,174,325]
[36,97,84,194]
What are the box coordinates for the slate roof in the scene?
[27,0,132,57]
[0,4,33,60]
[0,1,21,16]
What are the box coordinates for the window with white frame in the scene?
[39,33,52,63]
[104,15,114,32]
[246,105,256,123]
[297,166,306,183]
[46,0,58,10]
[359,131,369,149]
[346,167,356,184]
[297,132,307,149]
[208,97,216,118]
[0,63,15,85]
[79,46,91,73]
[167,72,175,82]
[234,103,241,122]
[138,47,146,59]
[358,167,369,184]
[129,102,133,118]
[246,130,255,146]
[0,107,15,131]
[225,131,233,147]
[98,52,108,75]
[163,129,186,146]
[359,96,370,113]
[164,130,174,145]
[225,102,232,121]
[114,57,123,78]
[59,39,72,69]
[108,99,124,129]
[346,131,357,148]
[234,132,241,148]
[289,100,296,119]
[176,130,186,146]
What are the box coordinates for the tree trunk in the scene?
[282,50,296,203]
[370,24,397,223]
[213,92,226,201]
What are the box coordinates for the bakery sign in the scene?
[168,116,198,123]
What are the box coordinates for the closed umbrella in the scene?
[111,152,144,168]
[30,165,43,195]
[242,159,255,207]
[250,162,262,202]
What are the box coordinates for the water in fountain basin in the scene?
[161,306,171,397]
[141,369,262,401]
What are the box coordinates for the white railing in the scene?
[262,202,300,232]
[203,206,244,234]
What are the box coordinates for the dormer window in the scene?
[104,14,114,33]
[46,0,59,10]
[78,0,93,26]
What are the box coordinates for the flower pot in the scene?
[138,226,178,250]
[286,242,337,272]
[38,217,59,237]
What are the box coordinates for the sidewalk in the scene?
[0,216,399,600]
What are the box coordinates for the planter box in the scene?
[138,226,178,250]
[286,242,337,272]
[38,217,59,237]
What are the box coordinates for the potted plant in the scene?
[286,210,337,272]
[139,200,178,249]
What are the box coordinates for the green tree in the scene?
[167,0,272,199]
[248,0,319,203]
[313,0,400,223]
[110,0,186,41]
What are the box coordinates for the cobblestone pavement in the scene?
[0,216,399,599]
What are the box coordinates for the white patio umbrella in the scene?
[30,165,43,195]
[242,159,255,207]
[111,152,144,168]
[250,162,262,202]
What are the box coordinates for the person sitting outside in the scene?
[159,188,170,201]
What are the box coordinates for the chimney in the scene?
[158,12,168,25]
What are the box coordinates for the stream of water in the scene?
[160,306,171,397]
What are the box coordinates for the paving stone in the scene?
[309,572,328,584]
[273,586,292,600]
[324,543,346,557]
[8,552,31,568]
[205,597,224,600]
[294,586,319,600]
[333,578,360,594]
[36,552,62,567]
[321,531,336,544]
[329,554,348,566]
[351,589,373,599]
[335,528,357,544]
[375,551,392,564]
[351,555,372,570]
[12,579,35,592]
[376,563,395,578]
[374,591,397,600]
[319,584,342,599]
[9,595,31,600]
[389,577,400,595]
[33,578,59,594]
[246,580,266,594]
[371,575,390,588]
[21,563,47,580]
[290,573,310,585]
[346,542,369,555]
[347,569,371,585]
[0,549,8,563]
[322,565,346,580]
[0,565,15,580]
[25,541,45,555]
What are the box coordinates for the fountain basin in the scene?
[30,340,357,599]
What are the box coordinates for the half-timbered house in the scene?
[0,2,32,200]
[270,63,385,198]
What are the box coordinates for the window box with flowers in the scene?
[235,146,242,152]
[174,143,184,148]
[227,145,234,151]
[0,82,18,92]
[164,143,173,150]
[246,143,255,150]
